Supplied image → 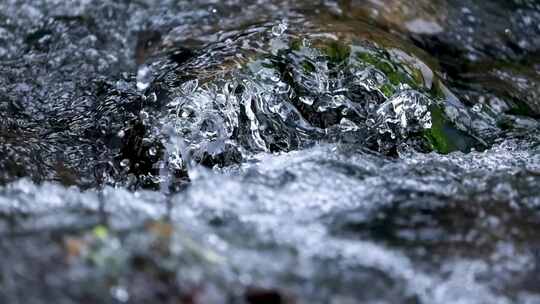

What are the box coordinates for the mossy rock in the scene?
[278,39,486,154]
[159,33,487,155]
[424,105,483,153]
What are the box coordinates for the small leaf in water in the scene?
[93,225,109,240]
[65,237,86,258]
[146,221,173,238]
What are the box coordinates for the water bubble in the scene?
[169,151,184,170]
[269,74,281,82]
[472,103,483,113]
[139,110,149,122]
[148,92,157,103]
[422,112,433,129]
[115,80,129,91]
[142,137,153,145]
[332,95,347,107]
[299,96,314,106]
[148,147,157,156]
[180,111,189,118]
[271,21,288,37]
[339,118,359,132]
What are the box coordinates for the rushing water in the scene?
[1,1,540,303]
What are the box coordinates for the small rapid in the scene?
[1,1,540,303]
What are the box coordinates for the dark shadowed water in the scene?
[1,1,540,303]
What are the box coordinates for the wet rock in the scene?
[339,0,448,35]
[145,35,487,159]
[447,60,540,119]
[337,0,540,123]
[340,0,540,62]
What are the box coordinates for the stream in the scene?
[1,1,540,303]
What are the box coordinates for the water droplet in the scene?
[149,147,157,156]
[422,113,433,129]
[139,110,149,122]
[115,80,129,91]
[136,65,152,91]
[120,159,130,168]
[339,118,359,132]
[270,74,281,82]
[111,286,129,302]
[299,96,314,105]
[148,92,157,103]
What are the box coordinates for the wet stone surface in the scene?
[1,1,540,303]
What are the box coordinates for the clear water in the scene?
[1,1,540,303]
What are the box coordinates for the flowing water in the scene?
[1,1,540,303]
